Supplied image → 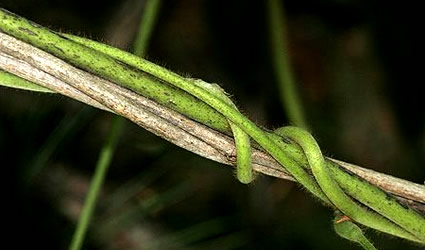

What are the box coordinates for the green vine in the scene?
[0,7,424,248]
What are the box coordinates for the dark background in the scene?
[1,0,424,249]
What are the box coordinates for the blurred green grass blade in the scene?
[24,108,92,184]
[103,162,169,213]
[99,182,190,236]
[267,0,308,129]
[190,230,249,250]
[70,117,124,250]
[133,0,162,57]
[103,150,182,215]
[144,217,231,250]
[137,182,189,211]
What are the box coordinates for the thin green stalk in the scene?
[133,0,161,57]
[267,0,308,129]
[69,117,123,250]
[69,1,161,249]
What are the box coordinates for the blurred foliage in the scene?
[1,0,423,249]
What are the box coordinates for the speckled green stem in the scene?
[0,8,423,244]
[0,8,229,133]
[274,126,422,245]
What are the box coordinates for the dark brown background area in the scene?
[1,0,424,249]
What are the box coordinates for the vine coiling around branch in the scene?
[0,8,424,248]
[190,79,254,184]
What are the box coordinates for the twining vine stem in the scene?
[1,30,424,211]
[0,7,424,245]
[1,30,424,206]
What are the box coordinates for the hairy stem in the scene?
[0,9,424,244]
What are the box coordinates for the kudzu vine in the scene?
[0,8,424,249]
